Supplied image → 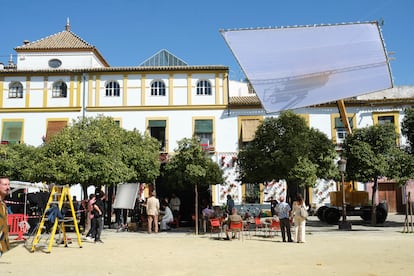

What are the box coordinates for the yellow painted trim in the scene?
[330,113,356,144]
[168,74,173,105]
[0,107,81,113]
[87,105,227,112]
[123,74,128,106]
[146,116,169,152]
[298,114,310,127]
[88,77,93,107]
[187,74,192,105]
[1,118,25,144]
[95,76,100,106]
[223,73,228,105]
[241,184,246,203]
[211,184,217,205]
[43,77,48,107]
[192,116,216,147]
[259,183,264,204]
[215,73,220,104]
[76,75,81,107]
[372,111,400,144]
[25,77,30,107]
[141,74,146,106]
[0,77,3,108]
[69,76,74,107]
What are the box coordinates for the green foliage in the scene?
[163,137,223,189]
[402,108,414,153]
[237,111,338,187]
[343,124,414,185]
[0,115,161,195]
[0,143,39,181]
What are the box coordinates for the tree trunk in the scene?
[371,177,378,225]
[195,183,198,235]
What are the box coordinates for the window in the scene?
[105,81,120,97]
[378,115,395,125]
[196,80,212,95]
[9,82,23,98]
[148,120,167,151]
[45,120,67,143]
[239,117,262,149]
[1,121,23,144]
[151,80,166,96]
[194,119,213,150]
[334,117,354,144]
[52,81,67,98]
[373,112,400,145]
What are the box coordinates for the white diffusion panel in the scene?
[221,22,393,113]
[113,183,140,209]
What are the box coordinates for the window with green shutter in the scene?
[1,121,23,144]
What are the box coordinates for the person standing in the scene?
[93,191,105,243]
[169,193,181,227]
[0,176,11,256]
[146,191,160,234]
[276,196,293,242]
[267,196,278,217]
[85,194,96,239]
[293,194,307,243]
[226,194,235,215]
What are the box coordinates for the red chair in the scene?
[254,217,266,237]
[209,218,222,239]
[229,221,244,240]
[268,219,280,238]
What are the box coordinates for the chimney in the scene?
[23,40,30,45]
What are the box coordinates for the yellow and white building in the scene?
[1,22,414,212]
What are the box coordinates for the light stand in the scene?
[338,158,352,230]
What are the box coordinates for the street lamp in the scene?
[338,157,352,230]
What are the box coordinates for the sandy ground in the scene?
[1,214,414,276]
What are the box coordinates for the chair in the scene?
[254,217,266,237]
[229,221,244,241]
[209,218,222,239]
[268,219,280,238]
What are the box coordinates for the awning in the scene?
[195,120,213,133]
[45,121,67,142]
[1,121,23,144]
[241,119,260,142]
[148,120,166,127]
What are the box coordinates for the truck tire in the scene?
[324,207,340,224]
[376,202,388,224]
[317,206,328,222]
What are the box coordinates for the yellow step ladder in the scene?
[30,185,82,253]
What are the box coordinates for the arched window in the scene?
[105,81,120,97]
[52,81,67,98]
[196,80,212,95]
[151,80,166,96]
[9,82,23,98]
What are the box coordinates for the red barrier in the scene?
[8,214,29,240]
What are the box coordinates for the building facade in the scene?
[1,23,413,212]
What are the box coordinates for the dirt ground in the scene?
[1,214,414,276]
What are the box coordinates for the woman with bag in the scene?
[293,194,307,243]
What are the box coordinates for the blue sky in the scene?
[0,0,412,85]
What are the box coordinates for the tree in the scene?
[0,143,41,182]
[401,107,414,153]
[163,137,223,234]
[41,115,161,199]
[237,111,338,202]
[342,124,414,224]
